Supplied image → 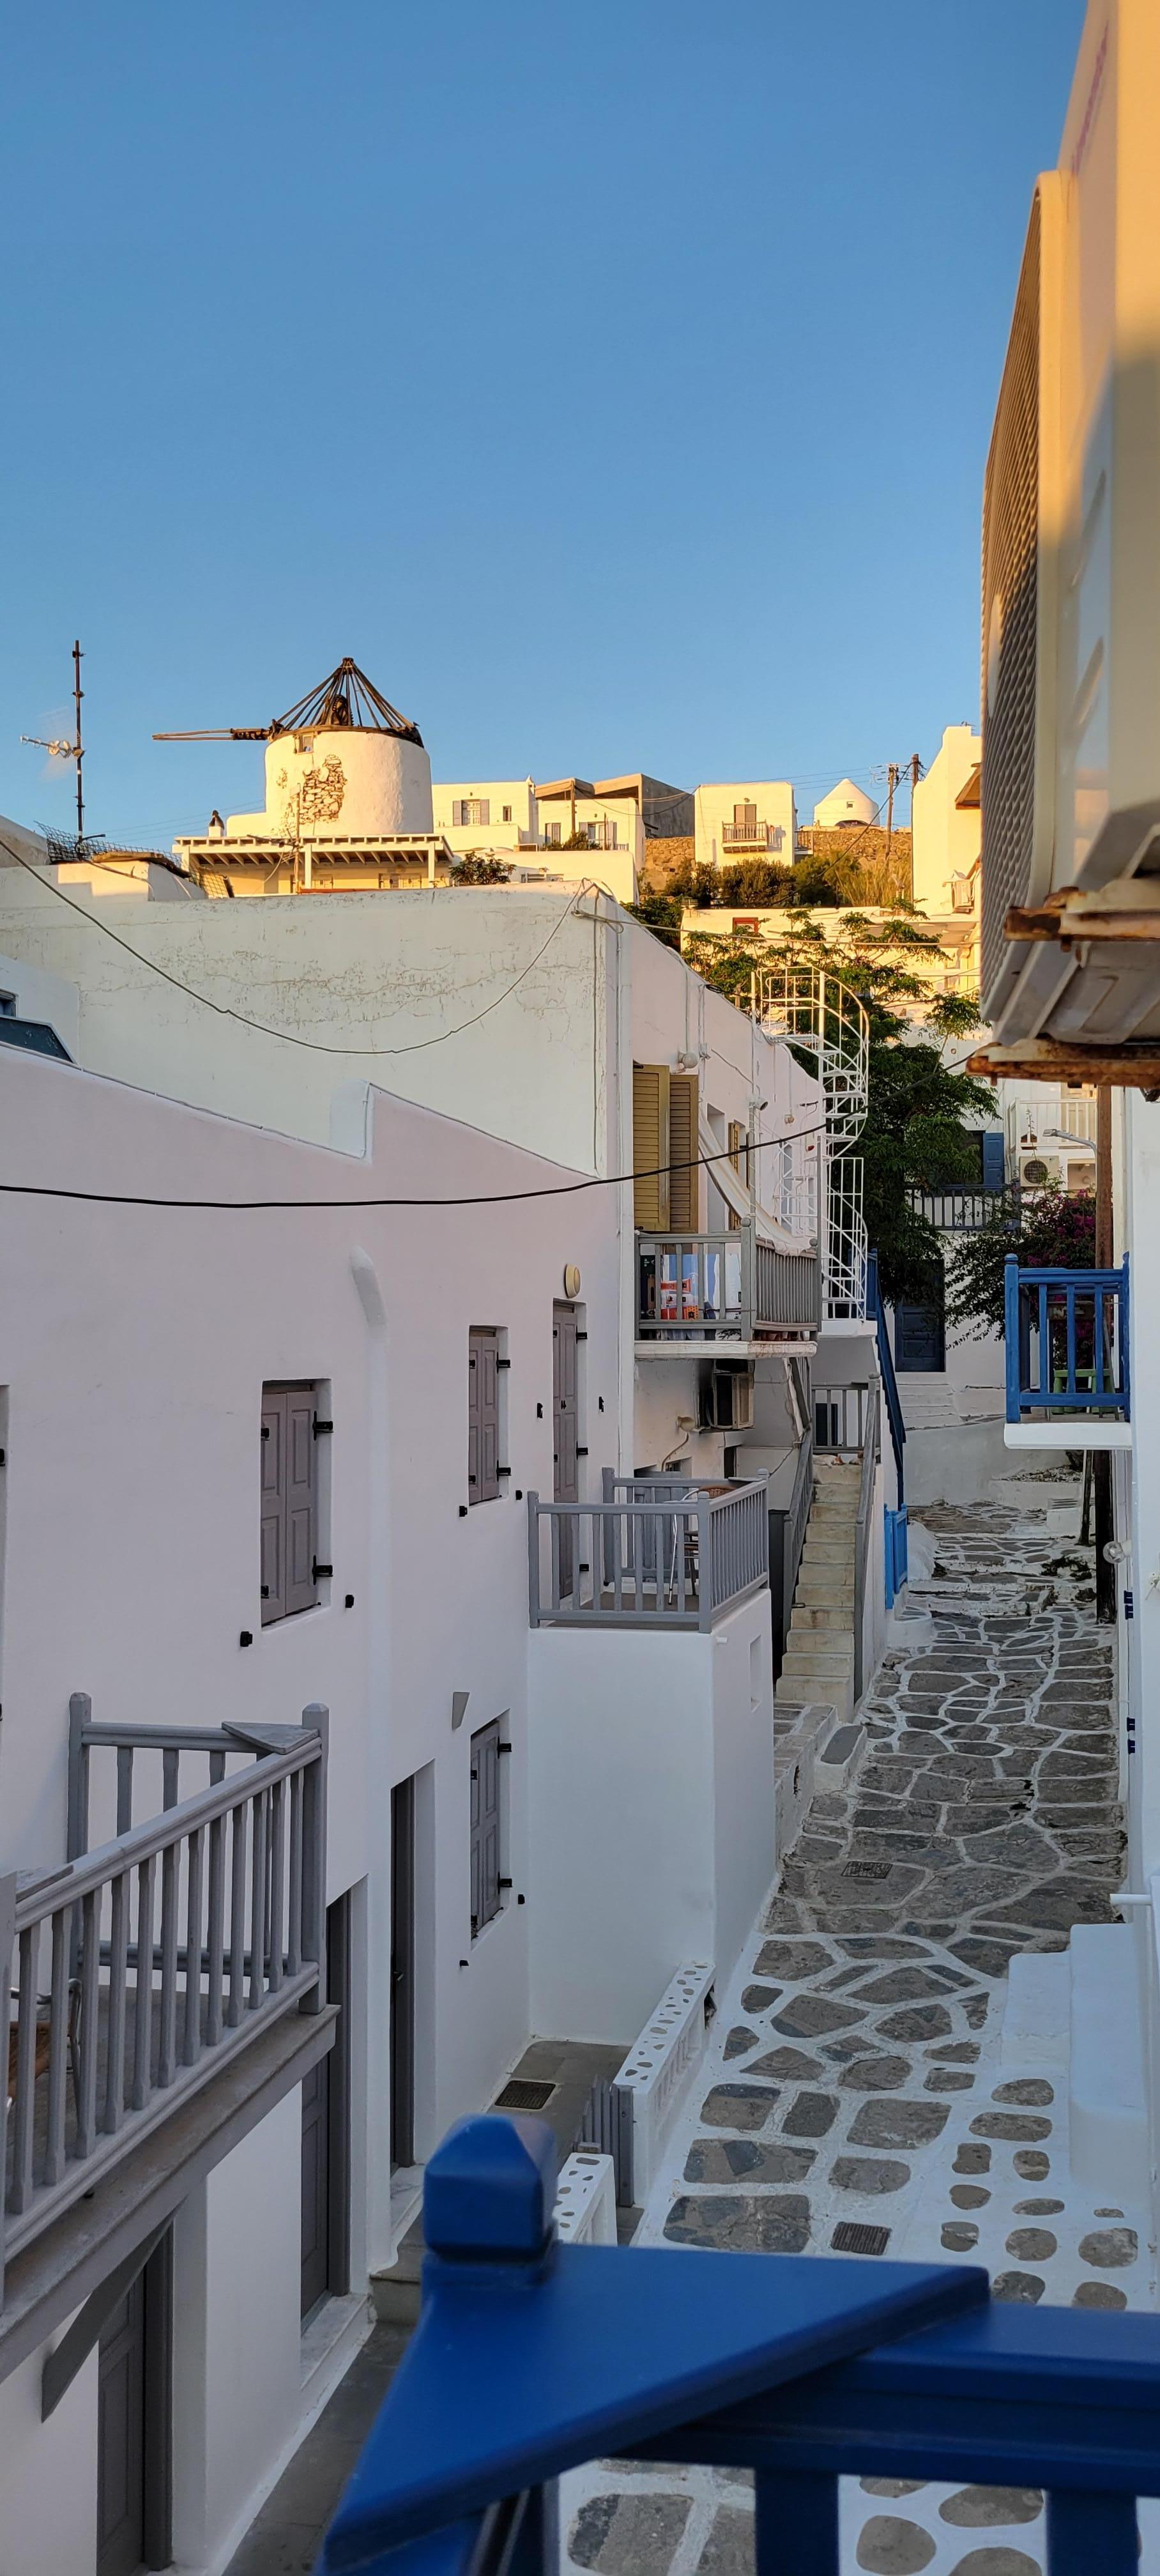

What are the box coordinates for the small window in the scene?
[732,916,759,933]
[0,993,15,1018]
[502,804,513,824]
[545,821,561,846]
[470,1720,502,1936]
[468,1329,501,1503]
[261,1382,323,1623]
[457,797,489,827]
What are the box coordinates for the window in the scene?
[732,916,759,933]
[261,1383,323,1623]
[735,801,758,831]
[545,821,561,845]
[470,1721,502,1936]
[468,1329,501,1503]
[501,804,513,824]
[0,993,14,1017]
[455,798,490,828]
[632,1065,699,1231]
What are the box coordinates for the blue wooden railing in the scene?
[884,1503,908,1607]
[1004,1255,1130,1422]
[867,1249,905,1504]
[320,2117,1159,2575]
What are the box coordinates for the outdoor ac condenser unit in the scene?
[700,1364,754,1432]
[1019,1151,1062,1190]
[981,0,1160,1047]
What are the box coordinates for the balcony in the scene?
[319,2114,1160,2575]
[721,820,774,849]
[527,1475,768,1629]
[636,1227,820,1353]
[908,1182,1018,1232]
[1,1698,332,2354]
[1004,1255,1131,1451]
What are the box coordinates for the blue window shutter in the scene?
[981,1131,1006,1192]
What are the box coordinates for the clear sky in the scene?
[1,0,1086,850]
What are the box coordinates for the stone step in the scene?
[794,1578,855,1607]
[791,1604,854,1630]
[781,1650,855,1685]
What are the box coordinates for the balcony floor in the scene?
[1005,1420,1131,1450]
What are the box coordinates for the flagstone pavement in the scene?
[563,1485,1155,2576]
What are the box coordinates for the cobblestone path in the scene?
[563,1496,1148,2576]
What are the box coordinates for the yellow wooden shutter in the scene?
[632,1065,669,1228]
[669,1074,699,1231]
[727,1120,745,1229]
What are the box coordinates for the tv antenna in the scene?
[22,640,86,839]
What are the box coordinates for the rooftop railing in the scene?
[1,1700,326,2299]
[320,2115,1157,2576]
[1004,1255,1130,1423]
[528,1477,768,1630]
[636,1227,820,1342]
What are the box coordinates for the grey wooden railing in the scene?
[814,1381,869,1454]
[528,1480,768,1630]
[2,1702,326,2297]
[636,1229,819,1341]
[852,1385,881,1705]
[770,1427,815,1680]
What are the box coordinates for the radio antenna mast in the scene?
[20,638,86,838]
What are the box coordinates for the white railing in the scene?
[824,1156,868,1322]
[722,822,772,848]
[1006,1093,1098,1153]
[553,2153,616,2244]
[613,1962,715,2204]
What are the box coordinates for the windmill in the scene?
[152,657,424,749]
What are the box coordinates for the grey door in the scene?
[300,2049,330,2320]
[470,1721,501,1938]
[97,2234,171,2576]
[390,1779,415,2170]
[301,1892,352,2317]
[553,1303,579,1596]
[894,1287,946,1373]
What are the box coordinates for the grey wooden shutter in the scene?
[261,1382,318,1622]
[285,1388,317,1614]
[470,1720,501,1935]
[261,1391,286,1627]
[468,1331,500,1503]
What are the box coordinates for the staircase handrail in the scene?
[867,1247,905,1503]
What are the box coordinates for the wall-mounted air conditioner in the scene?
[981,1,1160,1048]
[1019,1150,1062,1190]
[700,1363,754,1432]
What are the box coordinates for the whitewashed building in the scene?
[693,781,796,873]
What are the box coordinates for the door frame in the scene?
[97,2227,172,2576]
[390,1778,416,2171]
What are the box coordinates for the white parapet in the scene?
[554,2152,617,2245]
[614,1960,715,2204]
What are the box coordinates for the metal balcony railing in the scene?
[1004,1256,1130,1423]
[636,1227,820,1341]
[528,1477,768,1630]
[907,1183,1018,1232]
[319,2115,1159,2576]
[1,1701,326,2295]
[721,821,772,848]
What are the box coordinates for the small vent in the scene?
[832,2221,890,2257]
[842,1860,892,1882]
[494,2078,556,2112]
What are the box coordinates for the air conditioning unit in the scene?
[700,1363,754,1432]
[1019,1150,1062,1190]
[981,0,1160,1047]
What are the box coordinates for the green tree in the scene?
[946,1186,1096,1341]
[679,911,995,1306]
[452,855,512,885]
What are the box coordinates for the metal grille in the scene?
[494,2078,556,2112]
[832,2221,890,2257]
[842,1860,891,1882]
[981,188,1042,1002]
[573,2075,636,2207]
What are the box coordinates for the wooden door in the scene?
[96,2234,171,2576]
[390,1779,415,2170]
[553,1302,579,1598]
[98,2280,145,2576]
[894,1286,946,1373]
[300,2049,330,2320]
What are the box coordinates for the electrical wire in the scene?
[0,832,613,1057]
[0,1121,827,1214]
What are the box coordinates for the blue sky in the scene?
[0,1,1085,849]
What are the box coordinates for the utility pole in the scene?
[1094,1085,1116,1622]
[885,762,901,854]
[72,640,84,841]
[908,753,922,902]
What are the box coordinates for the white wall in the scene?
[694,781,795,872]
[0,1042,622,2564]
[527,1587,775,2042]
[911,725,981,914]
[0,2329,98,2576]
[229,728,434,839]
[0,942,80,1055]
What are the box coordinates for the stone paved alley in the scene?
[563,1480,1152,2576]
